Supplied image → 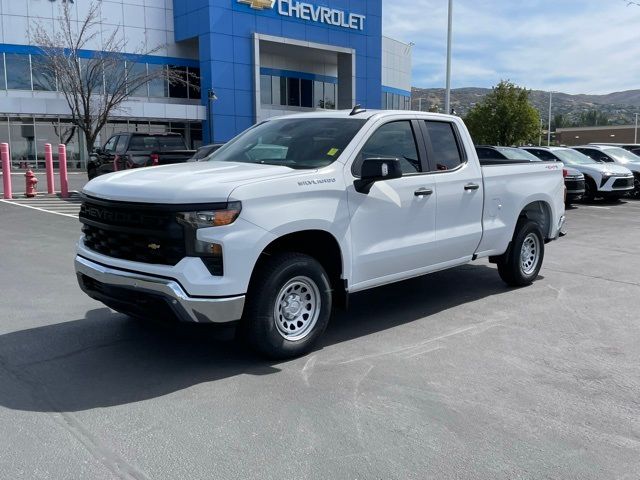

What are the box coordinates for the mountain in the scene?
[412,87,640,126]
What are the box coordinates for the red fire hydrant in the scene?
[25,169,38,198]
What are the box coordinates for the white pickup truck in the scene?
[76,110,566,358]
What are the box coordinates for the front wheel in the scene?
[242,253,332,359]
[497,220,545,287]
[583,177,597,202]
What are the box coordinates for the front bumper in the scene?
[75,256,245,323]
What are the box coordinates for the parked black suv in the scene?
[88,133,196,179]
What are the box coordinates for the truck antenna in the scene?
[350,104,366,116]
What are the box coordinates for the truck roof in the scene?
[267,109,460,122]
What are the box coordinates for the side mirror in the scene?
[93,147,103,155]
[354,157,403,194]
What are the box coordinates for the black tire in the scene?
[497,219,545,287]
[242,252,332,359]
[583,177,597,202]
[633,175,640,199]
[87,167,97,180]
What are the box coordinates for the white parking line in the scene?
[0,192,82,219]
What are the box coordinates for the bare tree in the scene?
[31,1,192,155]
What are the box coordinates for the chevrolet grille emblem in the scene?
[237,0,276,10]
[148,243,161,251]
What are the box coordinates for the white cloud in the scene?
[383,0,640,94]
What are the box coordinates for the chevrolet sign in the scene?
[238,0,365,31]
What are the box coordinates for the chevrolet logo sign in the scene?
[238,0,276,10]
[148,243,161,251]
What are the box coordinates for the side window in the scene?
[359,121,421,175]
[115,135,128,154]
[476,148,495,160]
[103,136,118,153]
[424,121,463,171]
[529,149,554,161]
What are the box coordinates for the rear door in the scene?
[420,120,484,264]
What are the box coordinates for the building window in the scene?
[0,55,5,90]
[168,65,189,99]
[188,67,201,100]
[127,62,148,96]
[301,79,313,108]
[104,60,126,95]
[31,55,56,91]
[148,64,168,98]
[260,75,272,105]
[5,54,32,90]
[287,78,300,106]
[324,83,336,109]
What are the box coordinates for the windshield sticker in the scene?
[327,148,340,157]
[298,178,337,187]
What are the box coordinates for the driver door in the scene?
[346,119,438,291]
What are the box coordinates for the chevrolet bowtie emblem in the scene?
[148,243,161,251]
[238,0,276,10]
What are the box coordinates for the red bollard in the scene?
[58,144,69,198]
[45,143,55,194]
[1,143,11,200]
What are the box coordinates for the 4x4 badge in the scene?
[237,0,276,10]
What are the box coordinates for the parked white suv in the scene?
[522,146,634,201]
[574,145,640,198]
[76,111,565,358]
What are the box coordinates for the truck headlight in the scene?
[176,202,242,228]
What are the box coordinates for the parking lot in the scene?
[1,197,639,479]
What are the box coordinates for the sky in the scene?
[382,0,640,95]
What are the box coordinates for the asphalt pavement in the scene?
[1,198,639,479]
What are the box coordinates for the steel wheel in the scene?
[274,276,321,341]
[520,233,541,276]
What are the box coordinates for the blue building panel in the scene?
[177,0,384,143]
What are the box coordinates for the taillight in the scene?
[150,153,159,166]
[563,169,568,178]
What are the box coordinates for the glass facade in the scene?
[260,74,338,110]
[0,116,202,170]
[382,91,411,111]
[0,53,201,100]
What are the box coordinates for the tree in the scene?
[577,110,609,127]
[552,113,568,130]
[464,80,540,146]
[31,2,190,155]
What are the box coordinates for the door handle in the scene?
[414,188,434,197]
[464,183,480,191]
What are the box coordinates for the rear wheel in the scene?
[497,219,545,287]
[87,167,97,180]
[242,253,332,359]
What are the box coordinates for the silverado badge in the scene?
[148,243,161,251]
[237,0,276,10]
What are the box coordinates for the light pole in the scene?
[444,0,453,115]
[547,91,553,146]
[208,89,218,144]
[635,113,638,144]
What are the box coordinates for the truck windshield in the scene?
[553,149,597,165]
[210,118,368,169]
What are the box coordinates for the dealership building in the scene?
[0,0,412,167]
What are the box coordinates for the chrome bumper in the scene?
[75,256,245,324]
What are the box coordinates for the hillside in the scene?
[412,87,640,126]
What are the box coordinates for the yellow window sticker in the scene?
[327,148,340,157]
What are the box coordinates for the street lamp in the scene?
[444,0,453,115]
[208,89,218,144]
[547,91,554,146]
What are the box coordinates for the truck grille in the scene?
[79,196,187,266]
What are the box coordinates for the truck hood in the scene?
[83,161,298,204]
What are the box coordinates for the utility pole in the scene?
[547,91,553,146]
[444,0,453,115]
[418,97,423,112]
[635,113,639,144]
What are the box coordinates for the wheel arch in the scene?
[250,229,347,307]
[519,200,552,240]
